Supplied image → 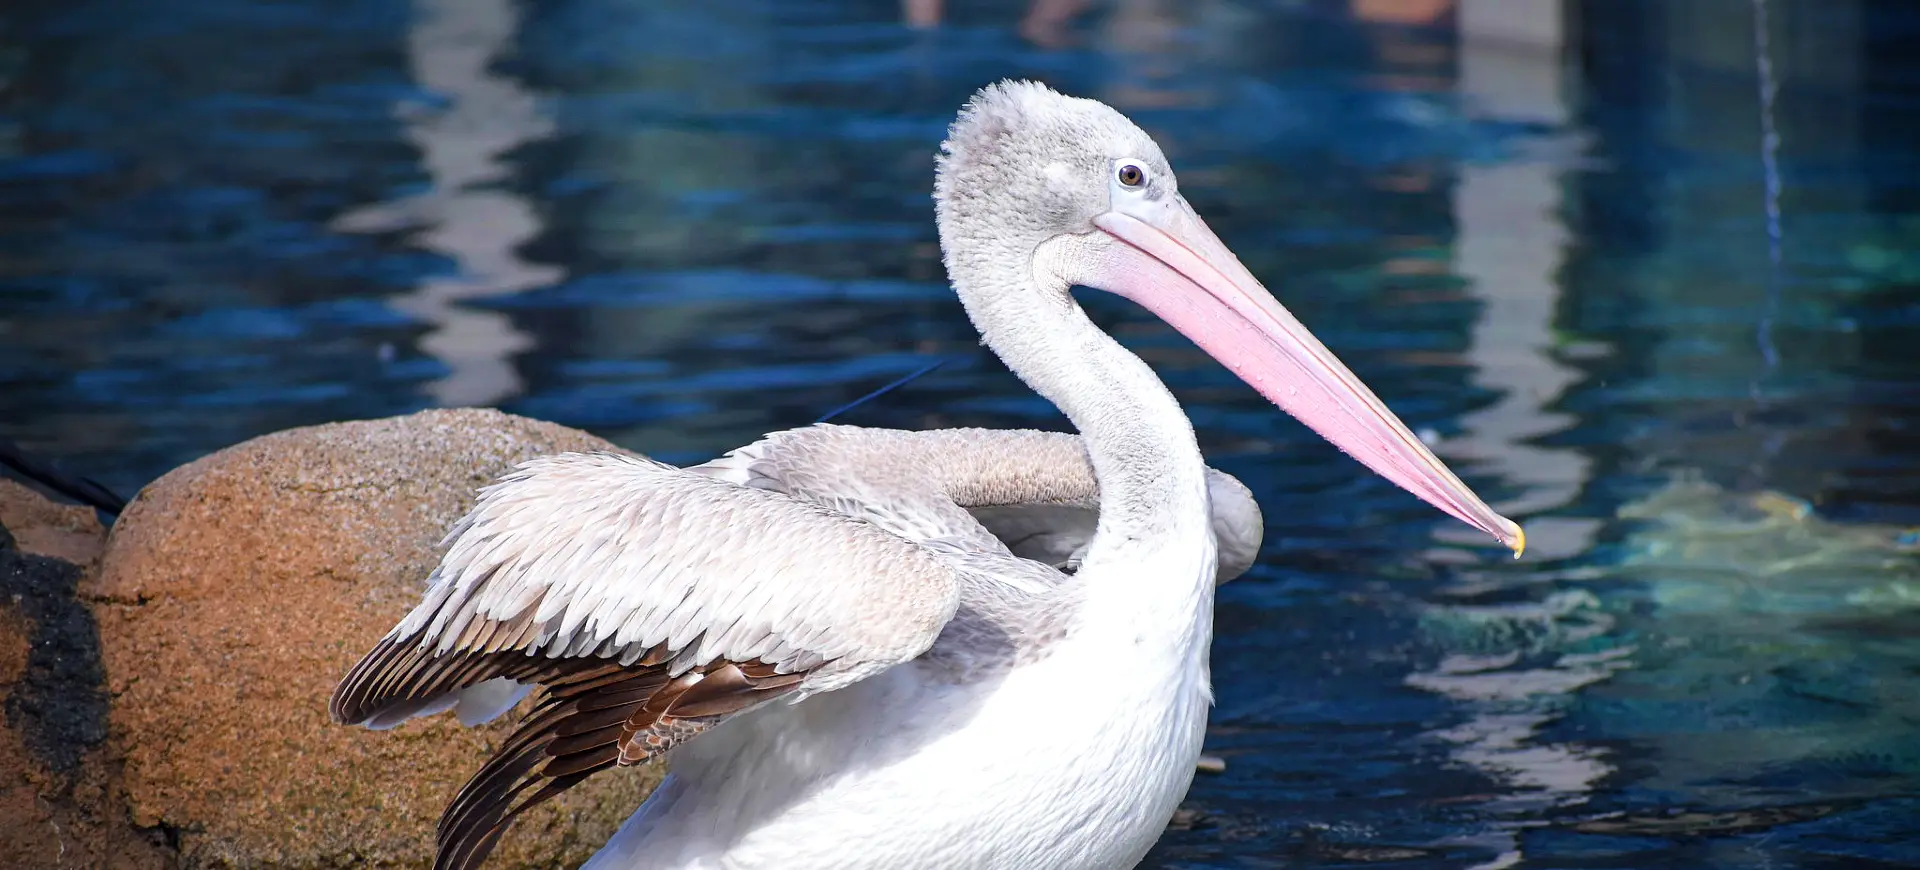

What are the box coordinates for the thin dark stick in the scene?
[814,358,949,424]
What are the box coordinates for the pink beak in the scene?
[1083,198,1525,556]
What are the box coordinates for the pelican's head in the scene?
[935,81,1173,262]
[933,80,1524,556]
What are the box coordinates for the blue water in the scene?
[3,0,1919,867]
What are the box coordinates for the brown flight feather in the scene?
[329,630,816,870]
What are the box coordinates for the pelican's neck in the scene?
[952,245,1215,583]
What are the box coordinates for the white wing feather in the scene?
[388,451,963,695]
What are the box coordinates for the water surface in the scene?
[2,1,1917,867]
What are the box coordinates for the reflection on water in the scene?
[1405,14,1616,870]
[333,0,558,407]
[1441,17,1595,559]
[2,0,1919,866]
[902,0,1094,48]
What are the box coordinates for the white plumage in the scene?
[406,452,960,684]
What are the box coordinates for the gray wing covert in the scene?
[696,424,1264,584]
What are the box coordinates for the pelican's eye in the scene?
[1116,163,1146,188]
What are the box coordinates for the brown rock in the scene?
[1,492,170,870]
[0,479,107,566]
[90,408,663,868]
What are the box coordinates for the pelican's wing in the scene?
[970,468,1263,584]
[329,451,961,870]
[695,424,1264,584]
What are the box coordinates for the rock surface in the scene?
[71,408,662,868]
[0,478,106,566]
[1,480,168,870]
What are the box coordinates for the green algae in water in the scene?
[1410,475,1920,847]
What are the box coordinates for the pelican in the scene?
[330,81,1523,870]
